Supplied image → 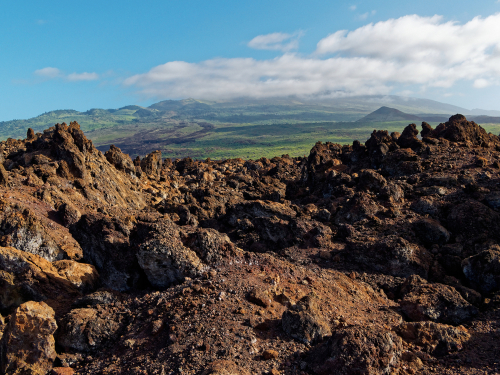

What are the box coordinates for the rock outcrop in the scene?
[136,219,205,288]
[0,116,498,374]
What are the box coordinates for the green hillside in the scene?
[1,96,496,160]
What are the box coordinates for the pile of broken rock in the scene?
[0,115,499,374]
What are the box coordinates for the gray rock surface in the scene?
[137,219,205,288]
[462,249,500,294]
[282,294,331,345]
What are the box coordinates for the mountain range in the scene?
[1,95,500,159]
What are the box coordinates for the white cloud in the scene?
[125,14,500,100]
[359,12,369,20]
[35,67,61,78]
[124,54,395,99]
[357,10,376,20]
[473,78,491,88]
[349,5,357,11]
[34,68,99,82]
[67,72,99,81]
[248,32,302,52]
[316,14,500,64]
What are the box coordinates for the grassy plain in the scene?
[1,98,498,160]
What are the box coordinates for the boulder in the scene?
[462,249,500,294]
[447,200,500,256]
[307,326,403,375]
[413,218,450,246]
[52,260,99,292]
[358,169,387,192]
[334,192,383,225]
[56,307,123,353]
[421,122,434,138]
[71,214,139,292]
[399,276,478,325]
[58,203,81,227]
[395,321,470,356]
[282,294,331,345]
[26,128,36,140]
[344,236,431,278]
[136,220,205,288]
[0,200,66,262]
[410,197,438,216]
[185,228,235,265]
[430,114,499,146]
[0,247,81,312]
[397,123,423,149]
[0,301,57,375]
[104,145,135,174]
[0,164,8,186]
[247,287,272,308]
[381,149,422,177]
[140,150,162,177]
[364,130,396,167]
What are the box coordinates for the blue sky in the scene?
[2,0,500,121]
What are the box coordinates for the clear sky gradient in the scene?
[2,0,500,121]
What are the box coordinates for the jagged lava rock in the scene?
[3,121,145,210]
[52,260,99,293]
[395,321,470,356]
[462,248,500,294]
[56,307,124,352]
[307,326,403,375]
[0,116,499,374]
[282,294,331,345]
[413,218,450,246]
[344,235,431,278]
[104,145,135,175]
[140,150,162,178]
[70,213,138,292]
[0,247,93,312]
[397,123,423,149]
[0,301,57,375]
[430,114,499,146]
[136,219,205,288]
[399,276,478,325]
[0,199,76,262]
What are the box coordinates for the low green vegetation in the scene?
[146,120,440,160]
[1,97,498,160]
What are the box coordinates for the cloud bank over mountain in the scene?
[122,14,500,100]
[34,14,500,101]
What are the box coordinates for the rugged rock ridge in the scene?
[0,117,499,374]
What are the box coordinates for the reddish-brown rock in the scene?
[308,326,403,375]
[395,321,470,356]
[282,294,331,345]
[0,301,57,375]
[0,116,498,374]
[399,276,478,325]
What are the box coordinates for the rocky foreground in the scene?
[0,116,499,374]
